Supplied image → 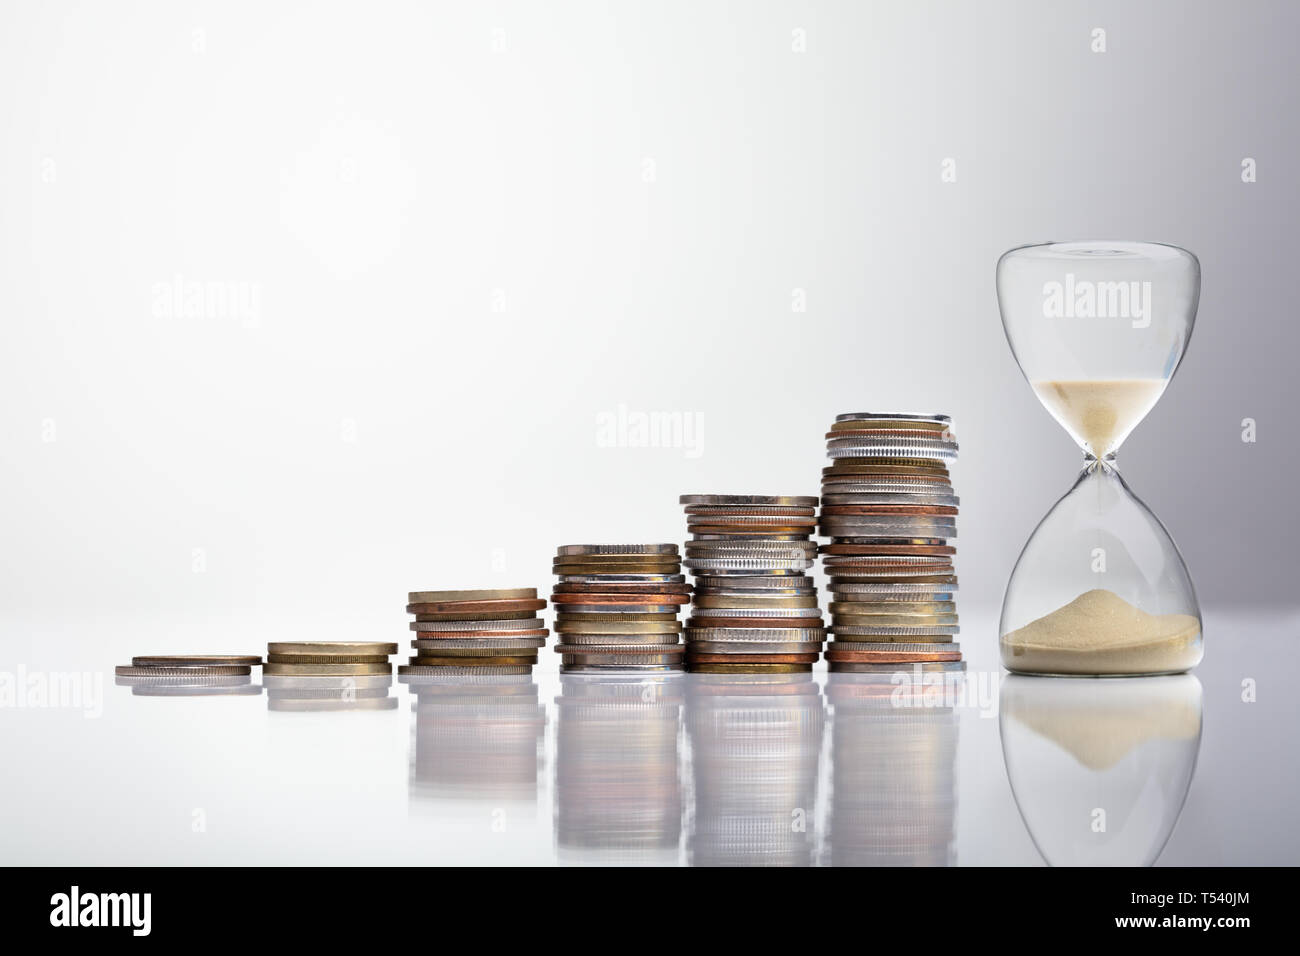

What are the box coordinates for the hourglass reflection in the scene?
[997,241,1202,676]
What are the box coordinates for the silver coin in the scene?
[684,504,816,515]
[688,513,817,525]
[407,617,544,632]
[560,654,685,667]
[553,604,681,614]
[829,634,955,646]
[829,625,960,636]
[829,582,958,594]
[561,663,685,673]
[115,674,253,688]
[115,664,251,677]
[820,493,960,507]
[685,541,817,555]
[826,599,956,613]
[821,516,956,529]
[684,627,826,642]
[687,641,821,654]
[556,573,686,584]
[262,674,393,691]
[684,557,813,571]
[689,606,821,618]
[833,412,951,424]
[398,664,532,676]
[680,494,819,507]
[410,637,547,650]
[827,641,961,652]
[689,533,813,543]
[827,444,958,461]
[828,536,950,545]
[554,543,679,556]
[554,631,682,646]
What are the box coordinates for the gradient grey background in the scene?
[2,0,1297,658]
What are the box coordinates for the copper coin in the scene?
[550,592,690,605]
[685,653,820,664]
[819,505,959,516]
[409,628,549,639]
[825,649,962,663]
[819,543,956,556]
[824,429,952,441]
[684,617,824,629]
[406,599,545,614]
[828,420,950,432]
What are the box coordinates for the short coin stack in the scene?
[551,545,688,672]
[680,494,826,674]
[263,642,397,676]
[402,588,548,676]
[817,413,963,673]
[115,655,261,694]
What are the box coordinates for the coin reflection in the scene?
[1000,673,1202,866]
[404,674,545,805]
[553,672,684,864]
[116,675,262,696]
[685,673,824,866]
[264,673,396,711]
[823,672,959,865]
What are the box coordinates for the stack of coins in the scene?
[551,545,688,672]
[817,413,962,673]
[402,588,548,676]
[115,655,261,694]
[264,642,397,677]
[679,494,826,673]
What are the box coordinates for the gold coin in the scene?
[267,642,398,656]
[263,662,392,676]
[553,620,683,634]
[266,654,390,664]
[830,612,960,627]
[131,655,262,667]
[407,656,537,667]
[408,588,537,603]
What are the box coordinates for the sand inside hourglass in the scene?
[1031,379,1165,457]
[1001,589,1201,675]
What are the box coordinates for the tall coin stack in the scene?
[402,588,548,676]
[551,545,688,673]
[817,414,962,673]
[680,494,826,674]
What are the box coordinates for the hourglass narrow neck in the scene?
[1082,450,1119,474]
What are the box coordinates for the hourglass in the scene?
[996,241,1202,676]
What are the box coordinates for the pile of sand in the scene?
[1001,589,1201,675]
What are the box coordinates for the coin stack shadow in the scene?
[264,643,398,710]
[680,495,826,674]
[817,414,963,674]
[550,545,688,672]
[401,588,548,676]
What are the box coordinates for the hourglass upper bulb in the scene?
[996,241,1200,459]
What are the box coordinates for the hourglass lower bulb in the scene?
[996,241,1203,677]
